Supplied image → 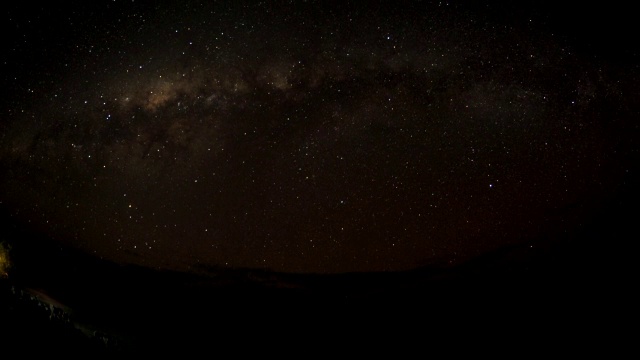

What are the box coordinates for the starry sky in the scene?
[1,1,637,274]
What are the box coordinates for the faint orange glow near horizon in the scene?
[0,243,10,278]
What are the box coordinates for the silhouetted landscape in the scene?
[1,168,635,353]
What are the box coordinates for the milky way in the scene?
[1,1,637,273]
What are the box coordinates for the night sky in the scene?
[1,1,637,275]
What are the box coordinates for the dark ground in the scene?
[1,167,635,353]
